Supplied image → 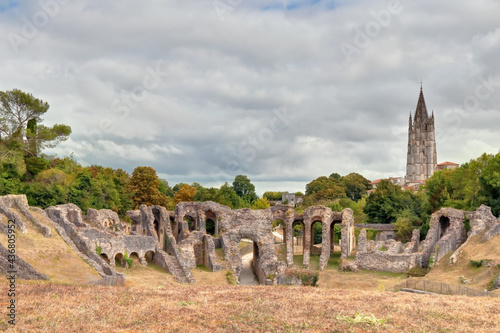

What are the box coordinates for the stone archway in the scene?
[100,253,109,264]
[145,250,155,263]
[292,220,305,260]
[205,210,217,236]
[129,252,140,266]
[184,215,196,232]
[115,253,124,266]
[329,217,342,253]
[152,209,161,242]
[439,216,450,238]
[308,217,323,268]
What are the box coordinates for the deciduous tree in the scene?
[232,175,257,203]
[128,166,169,208]
[174,184,197,204]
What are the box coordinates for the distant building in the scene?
[437,161,459,171]
[402,180,426,192]
[405,86,437,185]
[281,193,303,206]
[370,177,404,189]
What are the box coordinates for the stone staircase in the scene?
[154,247,194,284]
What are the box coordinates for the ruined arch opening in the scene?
[310,219,323,262]
[273,219,284,243]
[329,219,342,253]
[115,253,124,266]
[169,215,177,238]
[439,216,450,238]
[100,253,109,263]
[153,209,161,242]
[205,210,217,236]
[129,252,140,265]
[184,215,196,232]
[292,220,304,255]
[145,250,155,263]
[311,219,323,245]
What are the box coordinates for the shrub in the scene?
[470,259,484,268]
[123,251,133,267]
[95,242,102,256]
[428,255,434,267]
[464,217,471,233]
[226,271,237,285]
[487,274,499,291]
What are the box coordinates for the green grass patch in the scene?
[215,248,225,261]
[293,253,341,270]
[373,271,406,278]
[196,265,212,272]
[226,271,237,285]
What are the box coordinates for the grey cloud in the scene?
[1,0,500,194]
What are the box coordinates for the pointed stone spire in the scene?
[409,112,413,130]
[414,84,429,124]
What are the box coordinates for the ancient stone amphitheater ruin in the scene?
[1,194,499,287]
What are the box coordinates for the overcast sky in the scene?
[1,0,499,195]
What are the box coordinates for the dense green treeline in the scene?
[424,153,500,216]
[0,155,268,216]
[1,89,499,241]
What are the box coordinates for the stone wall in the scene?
[355,228,421,273]
[86,208,123,232]
[45,203,125,286]
[376,231,396,242]
[217,207,284,285]
[449,205,500,264]
[356,251,422,273]
[0,195,51,237]
[420,208,466,267]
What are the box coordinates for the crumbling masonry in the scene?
[2,194,498,285]
[0,195,357,285]
[354,205,500,273]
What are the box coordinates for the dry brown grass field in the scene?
[2,213,500,332]
[425,233,500,290]
[0,212,101,284]
[1,281,500,332]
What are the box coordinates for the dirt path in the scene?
[239,252,258,285]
